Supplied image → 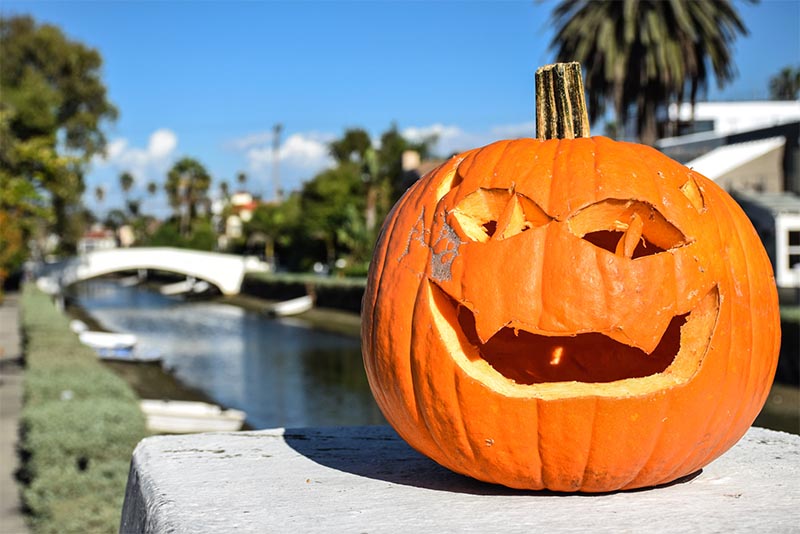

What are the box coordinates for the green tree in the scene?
[769,66,800,100]
[301,164,365,266]
[246,201,297,266]
[0,15,117,252]
[165,157,212,237]
[550,0,749,145]
[328,126,435,239]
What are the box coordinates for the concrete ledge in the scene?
[120,426,799,533]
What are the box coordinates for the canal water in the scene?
[69,279,385,429]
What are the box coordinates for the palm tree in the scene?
[550,0,749,145]
[146,181,158,196]
[769,66,800,101]
[119,171,134,198]
[165,157,212,237]
[236,171,247,190]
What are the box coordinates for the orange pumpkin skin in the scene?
[362,137,781,492]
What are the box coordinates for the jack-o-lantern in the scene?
[361,63,780,492]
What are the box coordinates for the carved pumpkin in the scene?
[362,66,780,492]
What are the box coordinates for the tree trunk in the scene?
[639,98,658,147]
[365,185,378,235]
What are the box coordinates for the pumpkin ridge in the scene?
[697,187,774,470]
[409,225,459,463]
[577,397,599,491]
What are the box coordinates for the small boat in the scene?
[160,278,212,296]
[77,330,161,363]
[139,399,247,434]
[70,319,89,334]
[266,295,314,317]
[118,275,141,287]
[159,279,196,295]
[78,330,138,353]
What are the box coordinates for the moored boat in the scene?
[266,295,314,317]
[139,399,247,433]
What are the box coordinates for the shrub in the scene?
[19,286,147,533]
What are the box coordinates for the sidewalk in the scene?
[0,292,29,534]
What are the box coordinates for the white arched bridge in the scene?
[36,247,268,296]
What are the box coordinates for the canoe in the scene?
[139,400,247,434]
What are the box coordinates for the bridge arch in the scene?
[37,247,262,296]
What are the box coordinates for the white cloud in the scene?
[227,131,337,197]
[247,132,335,170]
[86,128,179,218]
[93,128,179,184]
[149,129,178,158]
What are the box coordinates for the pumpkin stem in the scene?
[535,62,590,140]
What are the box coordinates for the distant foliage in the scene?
[145,218,216,251]
[1,15,117,254]
[769,66,800,100]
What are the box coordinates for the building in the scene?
[77,225,117,254]
[656,101,800,194]
[733,191,800,297]
[654,101,800,299]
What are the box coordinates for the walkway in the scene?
[0,292,29,533]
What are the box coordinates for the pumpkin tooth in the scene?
[614,212,645,258]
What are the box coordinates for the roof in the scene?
[733,190,800,216]
[685,137,785,181]
[668,101,800,136]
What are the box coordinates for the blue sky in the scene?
[3,1,799,217]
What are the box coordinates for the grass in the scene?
[19,286,147,534]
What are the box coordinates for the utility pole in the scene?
[272,123,283,202]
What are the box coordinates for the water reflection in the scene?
[69,279,385,429]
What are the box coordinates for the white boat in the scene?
[266,295,314,317]
[72,322,160,363]
[118,274,141,287]
[139,399,247,434]
[69,319,89,333]
[160,278,212,296]
[159,279,196,295]
[78,330,138,352]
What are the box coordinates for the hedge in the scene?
[19,286,147,534]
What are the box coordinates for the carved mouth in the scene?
[427,281,719,396]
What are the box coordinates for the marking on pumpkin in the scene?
[398,207,463,282]
[398,208,429,262]
[429,216,462,282]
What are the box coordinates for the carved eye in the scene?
[568,200,688,259]
[450,188,551,242]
